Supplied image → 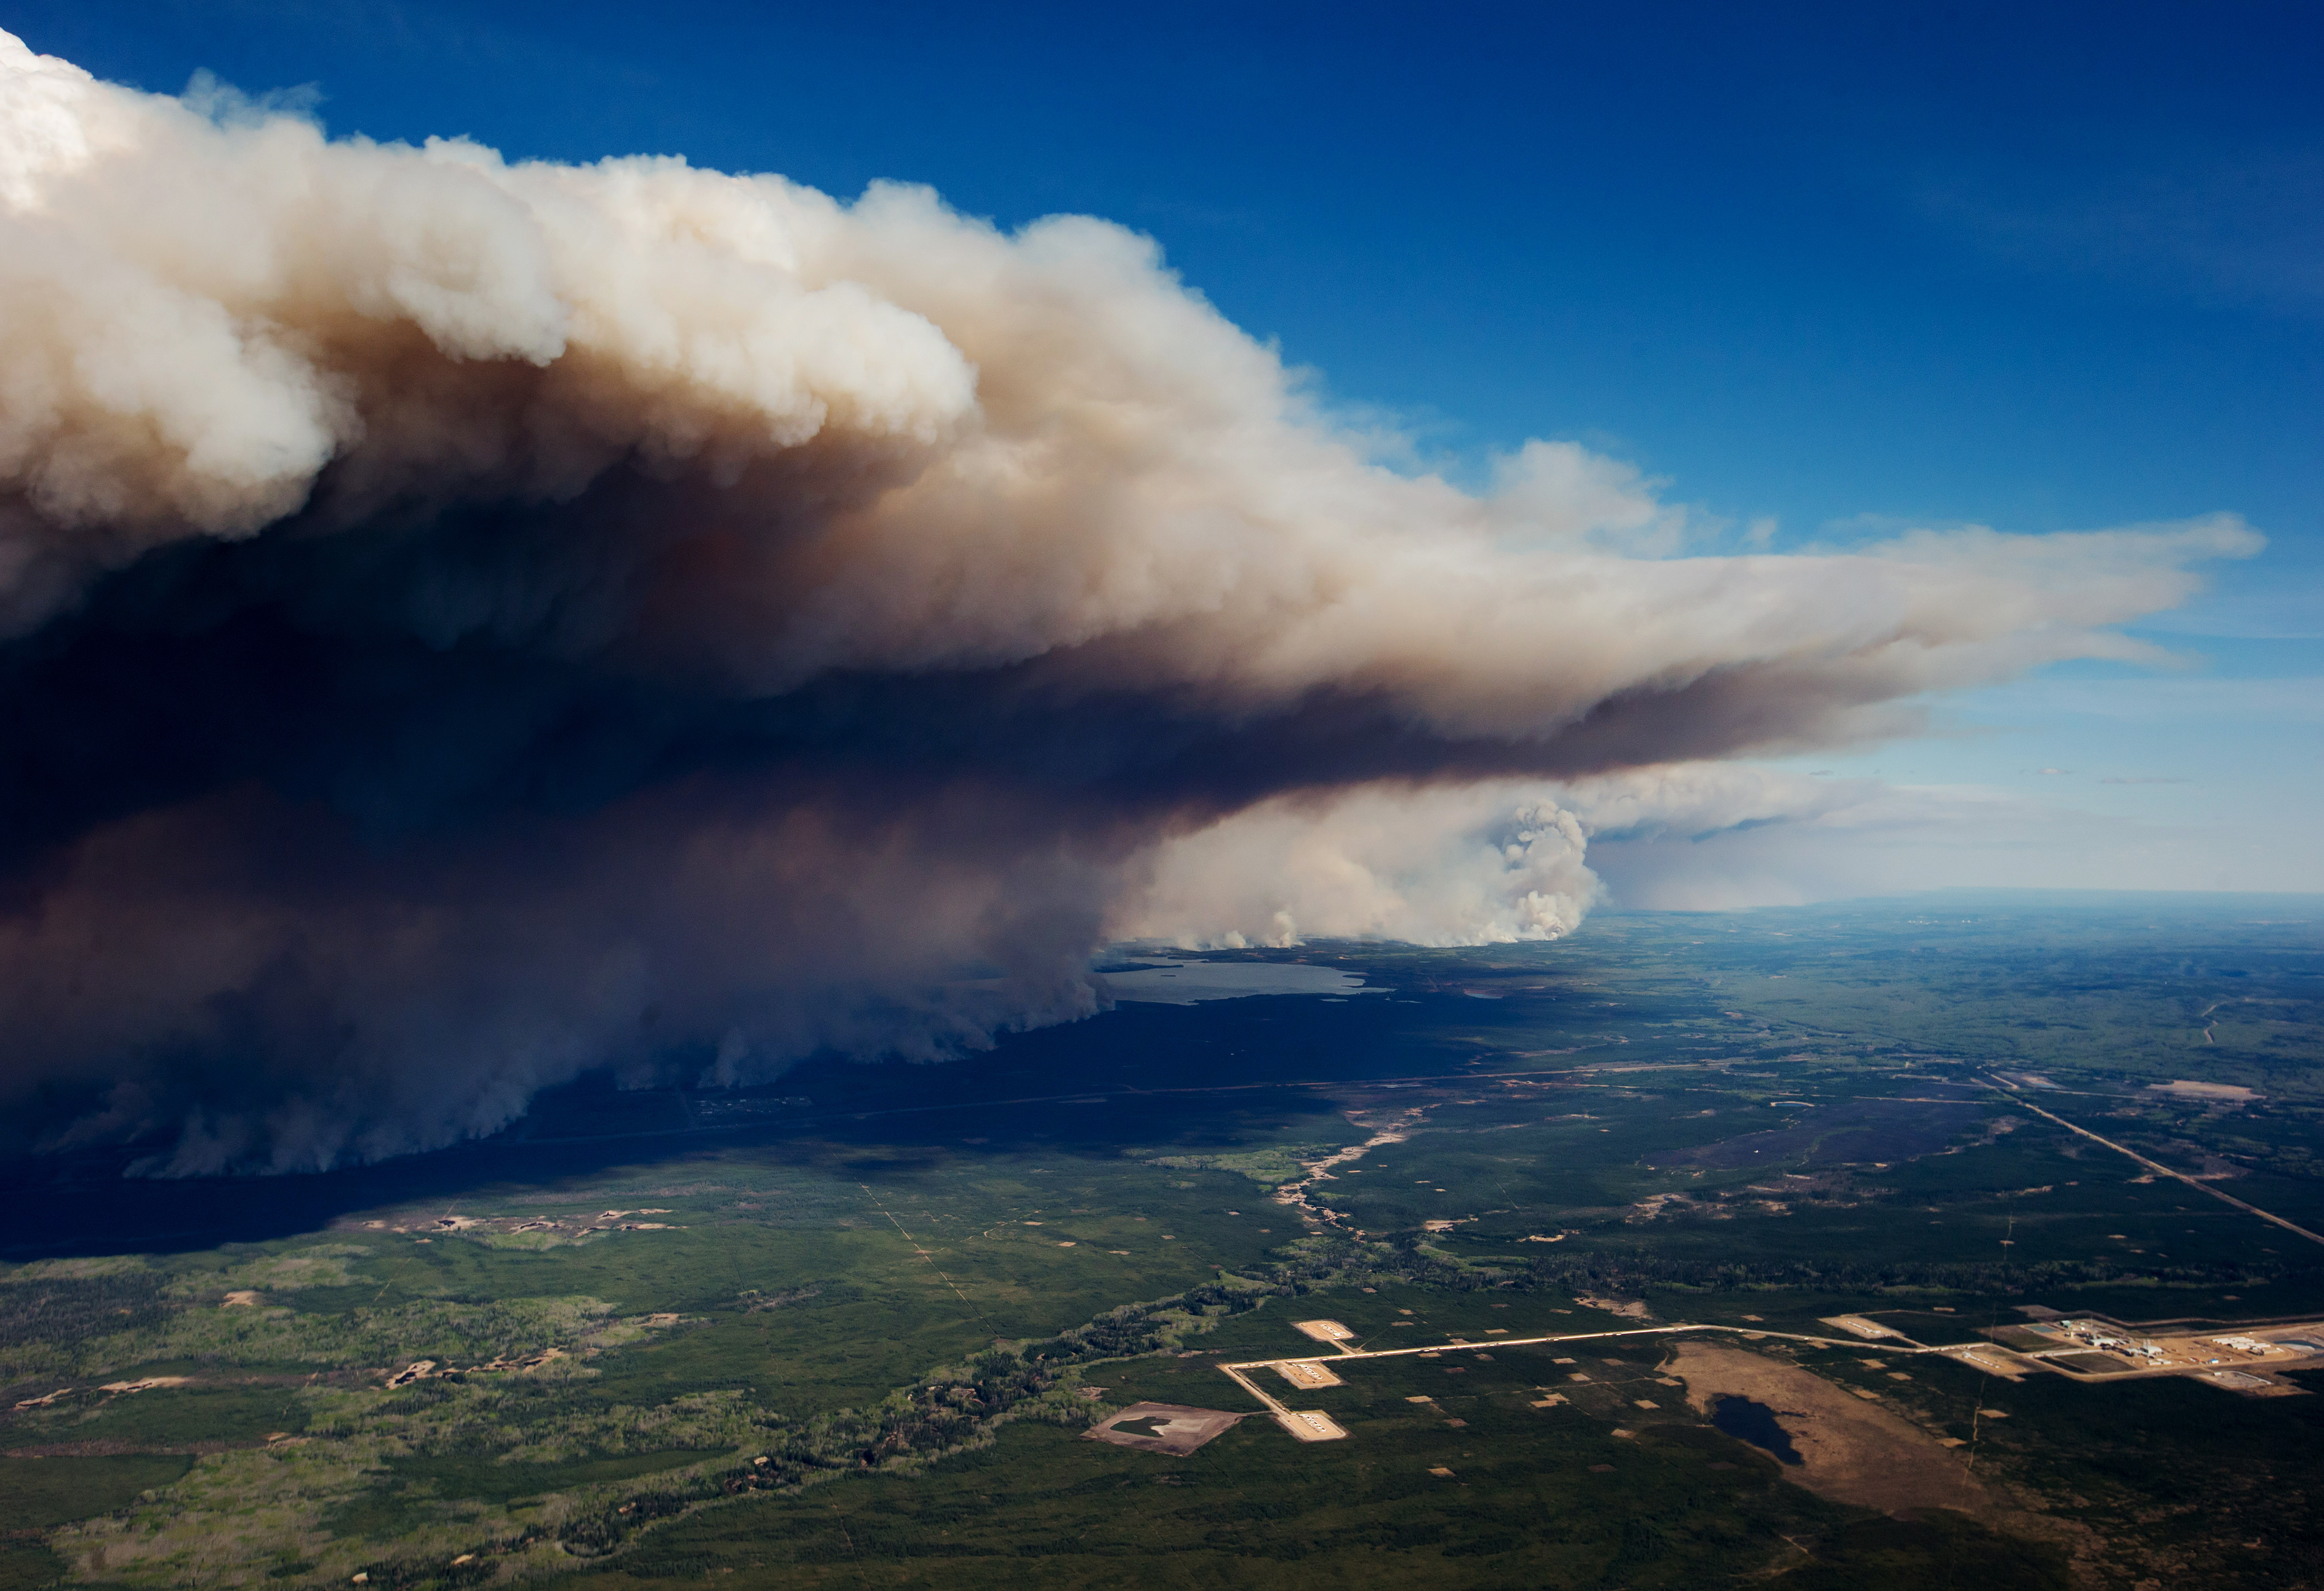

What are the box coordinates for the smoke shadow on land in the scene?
[0,977,1611,1260]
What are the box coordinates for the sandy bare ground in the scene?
[1083,1402,1246,1456]
[1668,1342,2014,1521]
[1576,1294,1652,1320]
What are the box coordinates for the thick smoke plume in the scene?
[0,33,2258,1172]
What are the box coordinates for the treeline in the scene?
[1250,1230,2304,1303]
[351,1228,2316,1580]
[540,1278,1301,1562]
[0,1271,176,1364]
[1499,1245,2305,1298]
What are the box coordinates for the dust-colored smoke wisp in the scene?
[0,33,2257,1172]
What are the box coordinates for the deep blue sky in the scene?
[21,0,2320,540]
[17,0,2324,891]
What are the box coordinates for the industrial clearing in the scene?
[1201,1310,2324,1455]
[1083,1402,1249,1455]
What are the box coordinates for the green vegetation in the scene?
[1772,1513,2071,1591]
[0,1541,70,1591]
[2,894,2320,1587]
[1140,1144,1337,1186]
[0,1455,192,1529]
[573,1388,1857,1590]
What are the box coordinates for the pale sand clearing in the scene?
[1274,1360,1344,1389]
[1669,1343,2015,1521]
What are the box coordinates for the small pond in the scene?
[1710,1394,1803,1465]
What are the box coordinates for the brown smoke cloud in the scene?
[0,33,2260,1171]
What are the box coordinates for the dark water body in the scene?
[1711,1395,1802,1465]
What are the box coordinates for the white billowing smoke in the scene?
[0,32,2262,1171]
[1123,786,1596,948]
[1123,759,2152,937]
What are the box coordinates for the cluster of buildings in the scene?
[2051,1319,2168,1362]
[2207,1334,2278,1358]
[2032,1318,2324,1380]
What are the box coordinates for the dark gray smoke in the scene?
[0,33,2257,1171]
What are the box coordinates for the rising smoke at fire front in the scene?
[0,33,2258,1171]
